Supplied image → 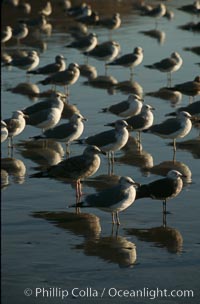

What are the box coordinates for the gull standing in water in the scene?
[107,47,144,77]
[145,52,183,86]
[24,92,65,132]
[69,176,140,225]
[27,55,66,75]
[101,94,143,118]
[4,110,26,148]
[31,113,87,156]
[38,62,80,95]
[30,145,106,200]
[78,120,129,173]
[144,111,192,155]
[126,104,155,144]
[136,170,184,225]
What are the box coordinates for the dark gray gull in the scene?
[27,55,66,75]
[98,13,121,34]
[107,47,144,76]
[145,52,183,86]
[125,104,155,143]
[136,170,184,214]
[166,100,200,119]
[69,176,140,225]
[66,33,98,53]
[4,110,26,148]
[30,145,106,199]
[84,40,120,65]
[101,94,143,118]
[12,22,28,44]
[31,113,87,155]
[78,120,129,169]
[38,62,80,94]
[167,76,200,102]
[144,111,192,151]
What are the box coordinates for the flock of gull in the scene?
[1,0,200,227]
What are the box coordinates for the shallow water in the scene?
[1,0,200,303]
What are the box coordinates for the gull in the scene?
[107,47,144,76]
[166,100,200,119]
[24,92,64,131]
[136,170,184,215]
[12,22,28,44]
[66,33,98,53]
[69,176,140,225]
[101,94,143,118]
[39,1,52,16]
[38,62,80,94]
[144,111,192,152]
[1,121,8,143]
[76,11,99,26]
[178,1,200,15]
[30,145,106,199]
[27,55,66,75]
[98,13,121,31]
[3,50,40,74]
[145,52,183,86]
[84,41,120,71]
[1,26,12,45]
[126,104,155,143]
[31,113,87,155]
[141,3,166,28]
[4,110,26,148]
[168,76,200,102]
[78,120,129,171]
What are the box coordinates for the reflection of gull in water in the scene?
[32,211,101,239]
[71,176,140,225]
[1,169,9,189]
[116,136,154,174]
[145,160,192,185]
[79,64,97,80]
[76,235,136,268]
[125,226,183,254]
[17,140,65,167]
[146,88,182,106]
[114,80,143,98]
[139,29,166,45]
[7,82,40,101]
[83,73,118,94]
[183,46,200,56]
[175,137,200,159]
[1,157,26,184]
[83,174,121,192]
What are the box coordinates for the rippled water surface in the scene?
[1,0,200,303]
